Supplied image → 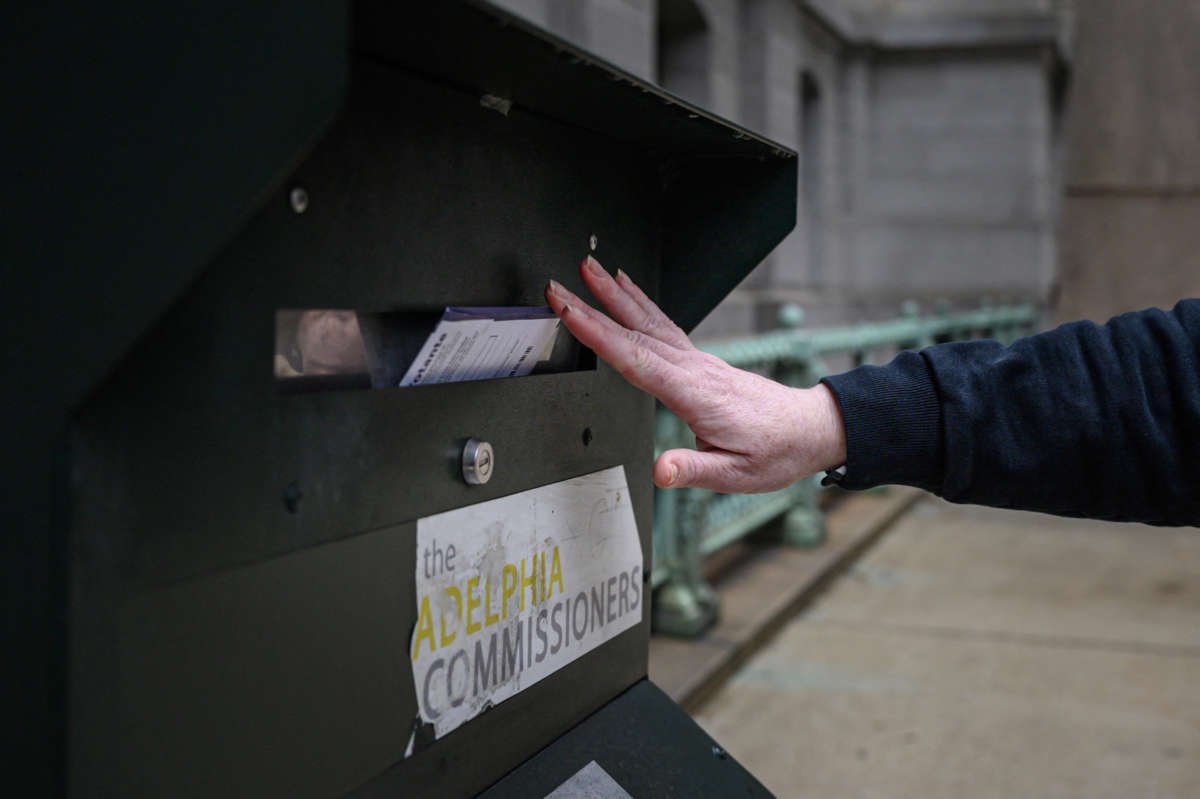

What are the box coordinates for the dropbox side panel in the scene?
[478,680,772,798]
[68,62,658,796]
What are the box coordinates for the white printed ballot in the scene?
[398,307,561,387]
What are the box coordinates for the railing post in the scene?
[767,314,828,549]
[979,297,995,340]
[781,348,828,548]
[651,409,719,636]
[900,300,934,350]
[649,299,1040,638]
[780,475,825,547]
[932,299,953,344]
[652,486,719,636]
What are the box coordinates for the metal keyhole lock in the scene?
[462,438,495,485]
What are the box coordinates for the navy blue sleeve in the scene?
[821,300,1200,526]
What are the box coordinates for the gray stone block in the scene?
[871,55,1049,132]
[481,0,1065,331]
[1057,195,1200,324]
[854,224,1050,295]
[488,0,549,26]
[845,0,1053,15]
[861,175,1047,224]
[1065,0,1200,189]
[870,128,1046,179]
[690,288,762,340]
[582,0,655,79]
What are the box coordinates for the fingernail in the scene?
[584,255,607,278]
[666,464,679,486]
[616,268,630,284]
[562,304,572,316]
[547,279,565,297]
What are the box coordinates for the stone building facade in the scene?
[494,0,1069,337]
[1056,0,1200,324]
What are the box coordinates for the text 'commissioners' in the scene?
[407,466,643,753]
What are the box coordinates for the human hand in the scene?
[545,256,847,493]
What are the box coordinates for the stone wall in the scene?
[489,0,1067,337]
[848,49,1056,299]
[1056,0,1200,323]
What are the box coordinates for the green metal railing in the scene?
[651,300,1038,636]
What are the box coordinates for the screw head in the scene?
[588,234,598,252]
[283,481,303,514]
[289,187,309,214]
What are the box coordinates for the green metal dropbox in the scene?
[8,1,797,795]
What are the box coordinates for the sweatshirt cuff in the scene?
[820,351,944,492]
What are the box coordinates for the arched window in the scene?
[657,0,711,108]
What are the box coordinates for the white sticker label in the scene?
[408,466,643,751]
[545,761,633,799]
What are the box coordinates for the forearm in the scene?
[545,257,1197,522]
[822,300,1200,526]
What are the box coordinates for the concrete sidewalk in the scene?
[692,498,1200,798]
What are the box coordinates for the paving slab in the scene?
[692,497,1200,798]
[807,500,1200,650]
[649,487,924,709]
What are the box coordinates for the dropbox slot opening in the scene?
[275,308,594,393]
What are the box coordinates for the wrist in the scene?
[805,383,847,473]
